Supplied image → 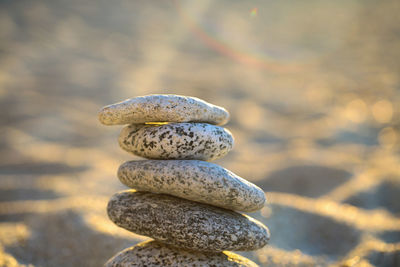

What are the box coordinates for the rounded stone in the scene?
[98,94,229,126]
[105,240,259,267]
[107,190,270,252]
[118,123,234,161]
[118,160,266,212]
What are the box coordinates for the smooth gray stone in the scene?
[105,240,259,267]
[107,191,270,252]
[98,94,229,126]
[118,123,234,161]
[118,160,266,212]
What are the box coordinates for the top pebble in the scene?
[98,94,230,126]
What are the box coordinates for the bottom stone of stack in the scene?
[105,240,259,267]
[107,190,270,252]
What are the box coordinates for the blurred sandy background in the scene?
[0,0,400,266]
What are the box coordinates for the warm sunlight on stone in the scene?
[144,122,170,125]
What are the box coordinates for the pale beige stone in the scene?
[118,160,266,212]
[118,123,233,161]
[105,240,259,267]
[99,94,229,126]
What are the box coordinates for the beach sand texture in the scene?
[0,1,399,266]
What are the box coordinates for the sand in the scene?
[0,0,399,266]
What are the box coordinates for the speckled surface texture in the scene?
[118,160,265,212]
[98,94,229,126]
[107,190,270,252]
[118,123,234,161]
[105,240,259,267]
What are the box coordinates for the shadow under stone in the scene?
[258,204,361,259]
[0,162,88,175]
[343,181,400,215]
[257,165,352,198]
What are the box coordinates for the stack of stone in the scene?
[99,95,270,266]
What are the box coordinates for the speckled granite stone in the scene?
[98,94,229,126]
[118,160,266,212]
[107,191,270,252]
[105,240,259,267]
[118,123,234,161]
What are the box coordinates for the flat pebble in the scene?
[107,191,270,252]
[105,240,259,267]
[99,94,229,126]
[118,160,266,212]
[118,123,234,161]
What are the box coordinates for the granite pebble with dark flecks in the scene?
[105,240,259,267]
[98,94,230,126]
[107,190,270,252]
[118,160,266,212]
[118,123,234,161]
